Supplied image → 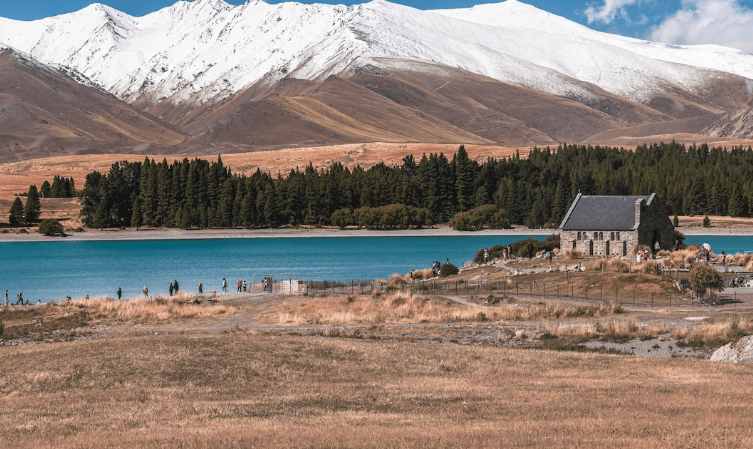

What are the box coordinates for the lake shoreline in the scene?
[0,224,751,242]
[0,226,557,242]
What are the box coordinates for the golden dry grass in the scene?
[1,333,753,448]
[265,293,624,326]
[71,293,236,322]
[563,248,580,260]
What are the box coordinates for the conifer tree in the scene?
[93,200,108,229]
[24,185,41,224]
[9,197,24,226]
[131,197,143,229]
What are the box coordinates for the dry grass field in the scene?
[0,143,526,202]
[1,332,753,448]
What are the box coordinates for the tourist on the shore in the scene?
[15,290,23,305]
[143,285,148,297]
[243,280,247,292]
[546,250,553,268]
[174,280,179,293]
[4,290,8,305]
[237,279,242,292]
[222,278,227,292]
[198,282,203,294]
[483,250,489,263]
[117,287,122,299]
[169,282,174,296]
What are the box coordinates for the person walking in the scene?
[198,282,203,294]
[4,290,8,306]
[222,278,227,292]
[243,280,247,292]
[237,279,242,292]
[174,280,179,293]
[117,287,122,299]
[169,282,174,296]
[15,291,23,305]
[143,285,148,297]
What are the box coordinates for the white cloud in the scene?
[585,0,641,24]
[651,0,753,53]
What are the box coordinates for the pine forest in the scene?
[71,142,753,230]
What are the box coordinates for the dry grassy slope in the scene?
[350,64,644,144]
[0,50,189,162]
[181,75,493,147]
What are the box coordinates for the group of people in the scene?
[236,279,249,292]
[168,280,180,296]
[3,289,37,307]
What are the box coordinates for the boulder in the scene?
[710,335,753,363]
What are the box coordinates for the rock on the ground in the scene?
[711,335,753,363]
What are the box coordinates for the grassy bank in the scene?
[1,334,752,448]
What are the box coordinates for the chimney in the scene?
[635,199,643,227]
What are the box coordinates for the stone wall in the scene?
[561,230,637,257]
[636,196,675,250]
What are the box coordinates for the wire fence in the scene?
[296,278,749,309]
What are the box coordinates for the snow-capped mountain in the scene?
[2,0,753,163]
[1,0,752,110]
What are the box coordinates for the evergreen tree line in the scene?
[8,185,41,226]
[40,176,76,198]
[75,142,753,230]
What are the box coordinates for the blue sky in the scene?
[3,0,753,52]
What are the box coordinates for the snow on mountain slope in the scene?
[1,0,752,111]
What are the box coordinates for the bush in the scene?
[448,205,510,231]
[703,216,711,228]
[673,230,685,250]
[509,235,560,258]
[353,204,432,229]
[439,262,459,277]
[38,219,65,236]
[689,264,724,300]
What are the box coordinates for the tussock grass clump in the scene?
[270,295,625,326]
[71,293,235,322]
[672,316,753,346]
[633,260,660,275]
[541,318,669,342]
[586,257,630,273]
[564,249,580,260]
[272,292,489,325]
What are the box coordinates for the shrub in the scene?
[703,216,711,228]
[448,205,510,231]
[38,219,65,236]
[439,262,459,277]
[673,230,686,250]
[509,235,560,258]
[689,264,724,300]
[564,249,580,260]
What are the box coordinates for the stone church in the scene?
[558,193,674,257]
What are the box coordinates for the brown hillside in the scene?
[0,49,187,163]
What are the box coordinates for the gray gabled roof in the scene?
[559,194,654,231]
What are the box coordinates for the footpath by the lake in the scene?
[0,225,557,242]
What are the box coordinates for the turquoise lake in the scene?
[0,234,750,303]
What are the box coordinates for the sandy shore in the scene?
[0,226,558,242]
[1,224,751,242]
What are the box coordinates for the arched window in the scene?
[599,232,603,241]
[577,232,581,240]
[611,232,615,241]
[616,232,621,241]
[594,232,598,240]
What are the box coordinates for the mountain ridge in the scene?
[2,0,753,163]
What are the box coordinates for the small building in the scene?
[558,193,674,257]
